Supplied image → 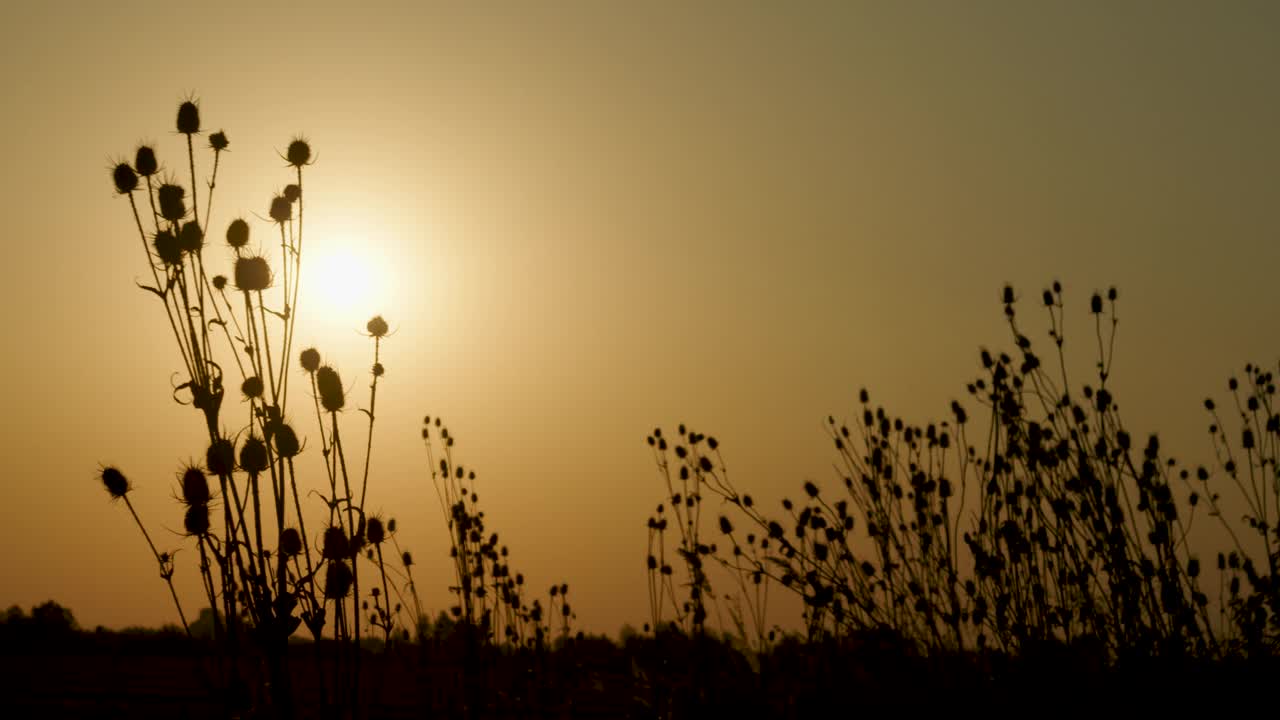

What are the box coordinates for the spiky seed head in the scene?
[212,275,227,290]
[241,376,264,399]
[279,528,302,557]
[206,437,235,476]
[299,348,321,373]
[283,184,301,203]
[209,131,228,151]
[322,526,349,560]
[366,316,389,338]
[226,218,249,249]
[1090,293,1103,314]
[112,163,138,194]
[179,221,203,253]
[324,561,353,599]
[239,435,269,474]
[134,146,158,177]
[268,195,291,224]
[181,466,210,505]
[157,184,186,222]
[100,466,130,499]
[234,256,272,291]
[272,423,300,458]
[316,365,345,412]
[367,517,385,545]
[372,363,384,377]
[184,504,210,536]
[153,229,183,266]
[286,138,311,167]
[401,551,413,567]
[176,100,200,135]
[387,518,396,533]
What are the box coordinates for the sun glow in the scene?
[303,245,394,332]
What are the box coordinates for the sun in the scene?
[304,246,393,331]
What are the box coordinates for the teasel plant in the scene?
[102,98,402,718]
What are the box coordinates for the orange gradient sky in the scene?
[2,1,1279,635]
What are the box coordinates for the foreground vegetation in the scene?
[85,99,1280,717]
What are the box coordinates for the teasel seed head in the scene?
[324,561,353,599]
[299,348,321,374]
[234,255,273,292]
[366,315,389,338]
[156,183,186,222]
[226,218,249,249]
[241,376,264,399]
[212,275,227,290]
[206,437,235,476]
[367,516,386,545]
[112,163,138,194]
[180,466,210,506]
[286,137,312,167]
[322,526,349,560]
[283,184,301,203]
[316,365,345,412]
[268,194,291,224]
[239,435,269,474]
[176,100,200,135]
[153,229,183,266]
[372,363,384,377]
[280,528,302,557]
[184,504,210,536]
[179,221,203,253]
[100,466,130,500]
[134,146,158,177]
[208,130,229,151]
[272,423,300,458]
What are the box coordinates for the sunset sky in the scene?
[2,1,1278,636]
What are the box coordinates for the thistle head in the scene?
[176,100,200,135]
[180,466,210,506]
[316,366,345,412]
[268,194,291,224]
[239,435,269,474]
[208,131,229,151]
[179,221,203,253]
[286,137,312,167]
[234,256,272,292]
[272,423,300,459]
[134,146,158,177]
[366,315,389,338]
[226,218,249,249]
[299,348,321,374]
[112,163,137,195]
[156,183,186,222]
[153,229,183,266]
[100,466,130,500]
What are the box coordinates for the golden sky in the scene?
[1,1,1278,635]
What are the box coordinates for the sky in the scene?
[1,1,1278,636]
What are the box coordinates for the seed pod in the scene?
[239,435,269,474]
[112,163,138,194]
[212,275,227,290]
[286,138,311,167]
[176,100,201,135]
[299,348,321,373]
[135,146,158,177]
[322,526,349,560]
[316,366,345,412]
[268,195,291,224]
[226,218,249,249]
[153,229,183,266]
[367,517,385,545]
[206,437,235,476]
[366,316,389,338]
[272,423,300,458]
[241,376,264,399]
[283,184,301,203]
[181,467,210,506]
[280,528,302,557]
[402,551,413,567]
[234,256,272,292]
[324,561,353,599]
[372,363,384,377]
[100,467,130,499]
[179,221,203,253]
[184,504,210,536]
[209,131,229,151]
[157,184,186,221]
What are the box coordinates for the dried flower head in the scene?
[366,316,389,338]
[100,466,130,499]
[184,504,210,536]
[286,137,312,167]
[272,423,300,458]
[322,526,350,560]
[226,218,249,249]
[212,275,227,290]
[280,528,303,557]
[206,437,235,476]
[372,362,384,377]
[367,516,386,545]
[112,163,138,194]
[208,131,229,151]
[180,466,210,506]
[239,435,269,474]
[297,348,320,374]
[268,195,291,224]
[241,376,264,399]
[153,229,183,266]
[179,221,203,253]
[324,561,353,599]
[134,146,158,177]
[156,184,186,222]
[176,100,201,135]
[316,366,345,412]
[234,256,272,292]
